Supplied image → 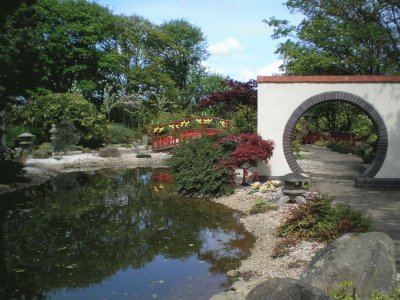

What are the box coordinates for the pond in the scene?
[0,168,255,299]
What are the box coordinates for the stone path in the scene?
[298,145,400,267]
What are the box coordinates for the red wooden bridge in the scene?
[151,116,230,151]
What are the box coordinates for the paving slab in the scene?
[298,145,400,267]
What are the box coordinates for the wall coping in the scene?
[257,75,400,83]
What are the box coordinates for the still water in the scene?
[0,168,254,299]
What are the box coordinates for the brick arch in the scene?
[282,91,388,179]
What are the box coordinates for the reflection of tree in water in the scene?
[0,168,254,299]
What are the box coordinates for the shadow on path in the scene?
[298,145,400,267]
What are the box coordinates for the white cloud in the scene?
[239,60,283,81]
[207,38,243,57]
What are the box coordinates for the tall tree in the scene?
[0,0,40,158]
[265,0,400,75]
[158,19,208,91]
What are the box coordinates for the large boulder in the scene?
[246,278,333,300]
[301,232,397,299]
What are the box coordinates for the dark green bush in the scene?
[52,121,81,153]
[136,153,151,158]
[106,124,135,144]
[230,104,257,134]
[168,136,234,198]
[277,197,372,243]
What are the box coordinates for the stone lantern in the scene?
[49,124,57,141]
[18,132,35,151]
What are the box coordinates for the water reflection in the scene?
[0,168,254,299]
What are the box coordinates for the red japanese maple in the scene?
[220,134,274,184]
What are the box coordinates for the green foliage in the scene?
[292,139,302,159]
[136,153,151,158]
[230,105,257,134]
[168,136,234,198]
[249,198,277,215]
[52,121,81,153]
[329,281,400,300]
[5,125,46,149]
[98,145,121,158]
[265,1,400,75]
[32,142,53,158]
[5,125,29,149]
[106,124,134,144]
[277,197,373,243]
[313,138,330,148]
[23,93,108,147]
[32,149,52,159]
[327,140,355,154]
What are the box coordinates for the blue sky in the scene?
[95,0,302,81]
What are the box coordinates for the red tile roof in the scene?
[257,75,400,83]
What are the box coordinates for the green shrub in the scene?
[136,153,151,158]
[98,145,121,157]
[106,124,134,144]
[313,138,330,147]
[167,136,234,198]
[292,139,302,158]
[328,140,355,154]
[277,197,373,243]
[52,121,81,153]
[23,93,109,147]
[249,198,278,214]
[32,149,52,159]
[329,281,400,300]
[230,104,257,134]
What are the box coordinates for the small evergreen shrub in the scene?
[230,104,257,134]
[136,153,151,158]
[98,145,121,157]
[249,198,277,214]
[292,139,302,158]
[52,121,81,153]
[277,197,373,243]
[168,136,234,198]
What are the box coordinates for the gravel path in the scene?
[210,187,325,300]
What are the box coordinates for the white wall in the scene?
[257,82,400,178]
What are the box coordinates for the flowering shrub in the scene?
[250,181,261,190]
[251,180,282,193]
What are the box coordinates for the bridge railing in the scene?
[151,116,230,151]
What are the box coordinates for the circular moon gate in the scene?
[282,91,388,179]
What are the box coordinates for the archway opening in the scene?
[292,101,377,180]
[282,92,388,182]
